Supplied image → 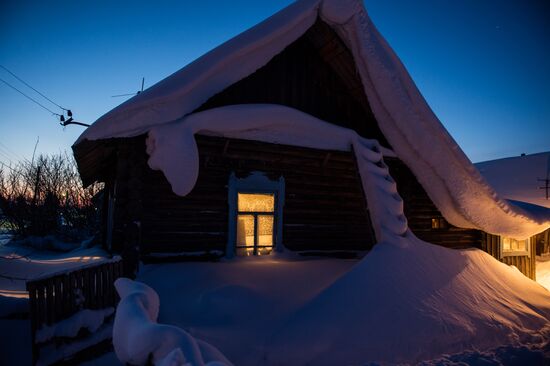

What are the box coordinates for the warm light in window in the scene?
[236,193,275,256]
[238,193,275,212]
[502,236,529,253]
[431,218,447,229]
[237,215,255,246]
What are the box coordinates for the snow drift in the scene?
[264,236,550,365]
[134,237,550,365]
[113,278,231,366]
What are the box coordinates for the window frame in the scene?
[227,172,285,258]
[500,235,531,258]
[235,193,276,256]
[431,217,447,230]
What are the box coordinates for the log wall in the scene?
[108,138,145,253]
[481,233,537,280]
[112,135,375,255]
[385,157,482,248]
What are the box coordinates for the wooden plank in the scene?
[45,281,54,326]
[108,263,114,306]
[98,265,107,309]
[63,274,71,318]
[54,277,62,323]
[84,267,92,309]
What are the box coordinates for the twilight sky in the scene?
[0,0,548,166]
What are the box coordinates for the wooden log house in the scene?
[73,1,549,279]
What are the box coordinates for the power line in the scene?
[0,160,17,173]
[0,77,62,117]
[0,146,17,162]
[0,64,68,111]
[0,150,14,165]
[0,141,25,162]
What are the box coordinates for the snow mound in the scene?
[113,278,232,366]
[265,236,550,365]
[418,341,550,366]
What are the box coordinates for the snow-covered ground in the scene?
[2,237,549,365]
[103,236,550,365]
[0,240,112,297]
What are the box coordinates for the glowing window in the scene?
[236,193,275,256]
[501,236,530,256]
[431,218,447,229]
[237,193,275,212]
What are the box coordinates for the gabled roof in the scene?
[75,0,550,239]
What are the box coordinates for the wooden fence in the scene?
[26,258,124,365]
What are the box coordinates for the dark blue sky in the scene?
[0,0,548,164]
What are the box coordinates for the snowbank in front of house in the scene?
[138,256,358,366]
[266,236,550,365]
[130,240,550,365]
[113,278,231,366]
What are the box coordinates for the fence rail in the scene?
[26,258,124,365]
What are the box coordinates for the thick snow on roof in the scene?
[76,0,550,239]
[476,152,550,209]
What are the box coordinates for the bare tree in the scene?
[0,152,103,241]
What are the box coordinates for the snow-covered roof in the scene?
[75,0,550,239]
[476,152,550,209]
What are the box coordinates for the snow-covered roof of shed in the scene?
[75,0,550,239]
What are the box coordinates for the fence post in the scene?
[26,258,124,365]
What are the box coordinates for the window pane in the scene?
[236,215,255,250]
[238,193,275,212]
[502,236,528,253]
[257,215,274,248]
